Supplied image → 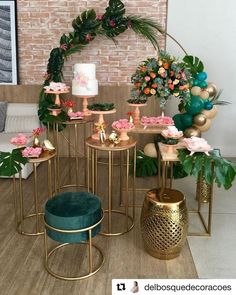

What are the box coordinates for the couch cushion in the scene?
[0,101,8,132]
[6,103,38,116]
[4,115,40,133]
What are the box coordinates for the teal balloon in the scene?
[199,80,208,88]
[193,79,199,86]
[186,96,204,115]
[197,72,207,81]
[173,114,185,131]
[180,113,193,128]
[204,101,213,110]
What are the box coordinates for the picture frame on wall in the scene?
[0,0,18,84]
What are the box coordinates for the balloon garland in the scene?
[173,56,228,137]
[38,0,165,125]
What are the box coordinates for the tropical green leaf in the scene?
[182,156,194,174]
[183,55,204,77]
[192,153,204,178]
[0,149,28,177]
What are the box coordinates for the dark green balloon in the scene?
[173,114,185,131]
[180,113,193,128]
[185,96,204,115]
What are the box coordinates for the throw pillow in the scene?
[4,115,40,133]
[0,101,8,132]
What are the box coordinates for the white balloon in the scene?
[143,143,157,158]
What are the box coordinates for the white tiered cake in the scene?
[72,63,98,96]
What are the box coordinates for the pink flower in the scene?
[33,128,46,136]
[10,133,29,146]
[97,14,104,20]
[145,76,151,82]
[161,126,183,139]
[112,119,134,130]
[141,116,174,126]
[63,100,76,108]
[85,34,93,41]
[127,20,132,28]
[183,137,212,156]
[44,82,69,92]
[22,147,42,158]
[68,111,84,119]
[60,43,67,51]
[109,19,116,27]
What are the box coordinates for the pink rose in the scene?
[10,133,29,146]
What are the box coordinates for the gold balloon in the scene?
[201,106,217,119]
[191,86,201,96]
[205,82,217,97]
[199,90,210,100]
[194,118,211,132]
[193,113,207,126]
[184,126,201,138]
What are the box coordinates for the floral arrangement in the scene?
[183,136,212,156]
[10,133,29,147]
[161,126,183,140]
[112,119,134,130]
[44,82,69,92]
[131,51,191,108]
[63,100,76,108]
[141,115,174,126]
[22,147,42,158]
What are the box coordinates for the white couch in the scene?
[0,103,42,179]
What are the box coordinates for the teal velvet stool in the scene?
[44,191,104,280]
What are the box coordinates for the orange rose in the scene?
[150,72,156,79]
[168,84,174,90]
[134,82,141,88]
[140,66,147,72]
[163,63,169,69]
[143,87,150,95]
[151,83,158,88]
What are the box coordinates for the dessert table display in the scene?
[86,137,136,236]
[13,150,56,236]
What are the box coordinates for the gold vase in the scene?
[196,176,212,203]
[140,188,188,260]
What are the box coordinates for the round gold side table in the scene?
[13,150,56,236]
[52,118,93,190]
[140,188,188,259]
[86,137,137,236]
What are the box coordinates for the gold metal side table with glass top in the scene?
[13,150,56,236]
[52,117,94,191]
[86,137,137,236]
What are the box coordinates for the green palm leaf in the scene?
[0,149,28,177]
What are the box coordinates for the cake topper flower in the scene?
[75,72,89,88]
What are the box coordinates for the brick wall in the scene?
[17,0,167,85]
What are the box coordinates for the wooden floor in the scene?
[0,160,197,295]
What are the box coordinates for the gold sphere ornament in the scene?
[199,90,210,100]
[205,82,217,97]
[194,118,211,132]
[184,126,201,138]
[201,106,217,119]
[193,113,207,126]
[191,86,201,96]
[143,143,157,158]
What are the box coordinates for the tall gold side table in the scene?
[13,150,56,236]
[53,118,93,190]
[158,142,214,236]
[86,137,137,236]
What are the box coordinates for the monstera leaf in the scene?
[183,55,204,77]
[0,148,28,177]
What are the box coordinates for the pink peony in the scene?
[183,137,212,156]
[161,126,183,139]
[22,147,42,158]
[10,133,29,147]
[112,119,134,130]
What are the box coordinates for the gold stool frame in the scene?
[13,151,56,236]
[86,137,136,236]
[44,213,104,281]
[157,142,214,236]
